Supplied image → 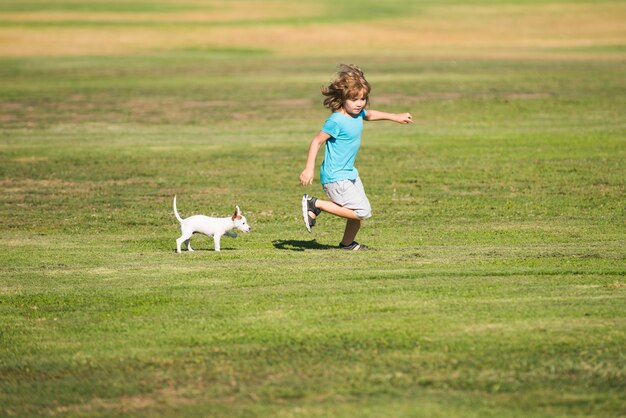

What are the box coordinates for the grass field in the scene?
[1,1,625,417]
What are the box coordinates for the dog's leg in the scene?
[186,239,194,252]
[176,236,185,253]
[213,234,222,252]
[176,230,193,253]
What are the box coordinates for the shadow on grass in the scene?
[272,239,336,252]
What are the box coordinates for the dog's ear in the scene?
[232,206,242,220]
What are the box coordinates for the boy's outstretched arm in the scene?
[300,131,331,186]
[365,109,413,124]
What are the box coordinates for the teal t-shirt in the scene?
[320,109,366,184]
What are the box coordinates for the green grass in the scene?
[1,1,625,417]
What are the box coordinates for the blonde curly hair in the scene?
[322,64,371,112]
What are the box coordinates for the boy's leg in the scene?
[313,200,367,249]
[340,218,361,246]
[303,178,371,238]
[303,195,359,233]
[314,199,360,220]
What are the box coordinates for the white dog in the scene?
[173,196,251,253]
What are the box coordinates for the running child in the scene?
[299,64,413,250]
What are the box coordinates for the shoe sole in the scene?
[339,243,368,251]
[302,194,311,233]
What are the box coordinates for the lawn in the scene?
[1,1,625,417]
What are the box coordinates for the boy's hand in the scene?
[300,169,314,186]
[395,113,414,124]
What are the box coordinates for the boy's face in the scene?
[342,89,368,117]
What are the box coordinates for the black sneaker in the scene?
[339,241,368,251]
[302,194,321,233]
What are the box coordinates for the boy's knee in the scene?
[355,207,372,220]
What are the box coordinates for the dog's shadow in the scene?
[272,239,336,252]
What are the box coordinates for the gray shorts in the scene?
[322,177,372,219]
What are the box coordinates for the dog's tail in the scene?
[173,195,184,224]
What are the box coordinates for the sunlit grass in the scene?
[1,1,625,417]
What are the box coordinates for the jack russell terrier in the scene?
[174,196,251,253]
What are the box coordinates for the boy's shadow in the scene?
[272,239,336,252]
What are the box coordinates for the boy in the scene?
[300,64,413,250]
